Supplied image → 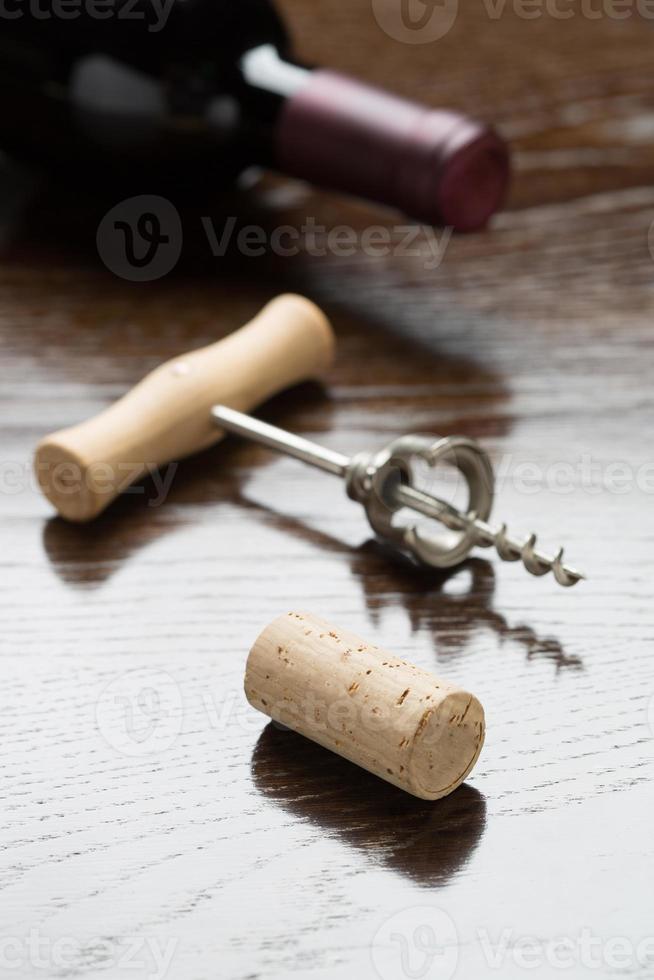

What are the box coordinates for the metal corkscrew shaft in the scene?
[211,405,584,588]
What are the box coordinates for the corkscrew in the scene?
[34,294,583,587]
[211,407,583,587]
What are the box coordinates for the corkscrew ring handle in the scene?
[345,435,495,569]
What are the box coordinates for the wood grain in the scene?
[1,2,653,978]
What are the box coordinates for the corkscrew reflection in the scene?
[43,478,582,676]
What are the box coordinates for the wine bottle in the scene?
[0,0,509,230]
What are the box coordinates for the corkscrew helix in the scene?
[211,407,584,588]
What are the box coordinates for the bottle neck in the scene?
[236,45,510,232]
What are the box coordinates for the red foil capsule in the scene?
[275,70,510,232]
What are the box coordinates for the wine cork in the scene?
[244,612,485,801]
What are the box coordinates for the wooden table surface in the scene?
[2,3,653,979]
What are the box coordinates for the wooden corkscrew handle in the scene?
[35,294,335,523]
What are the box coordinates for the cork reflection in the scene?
[251,721,486,887]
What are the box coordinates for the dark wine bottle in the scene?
[0,0,509,230]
